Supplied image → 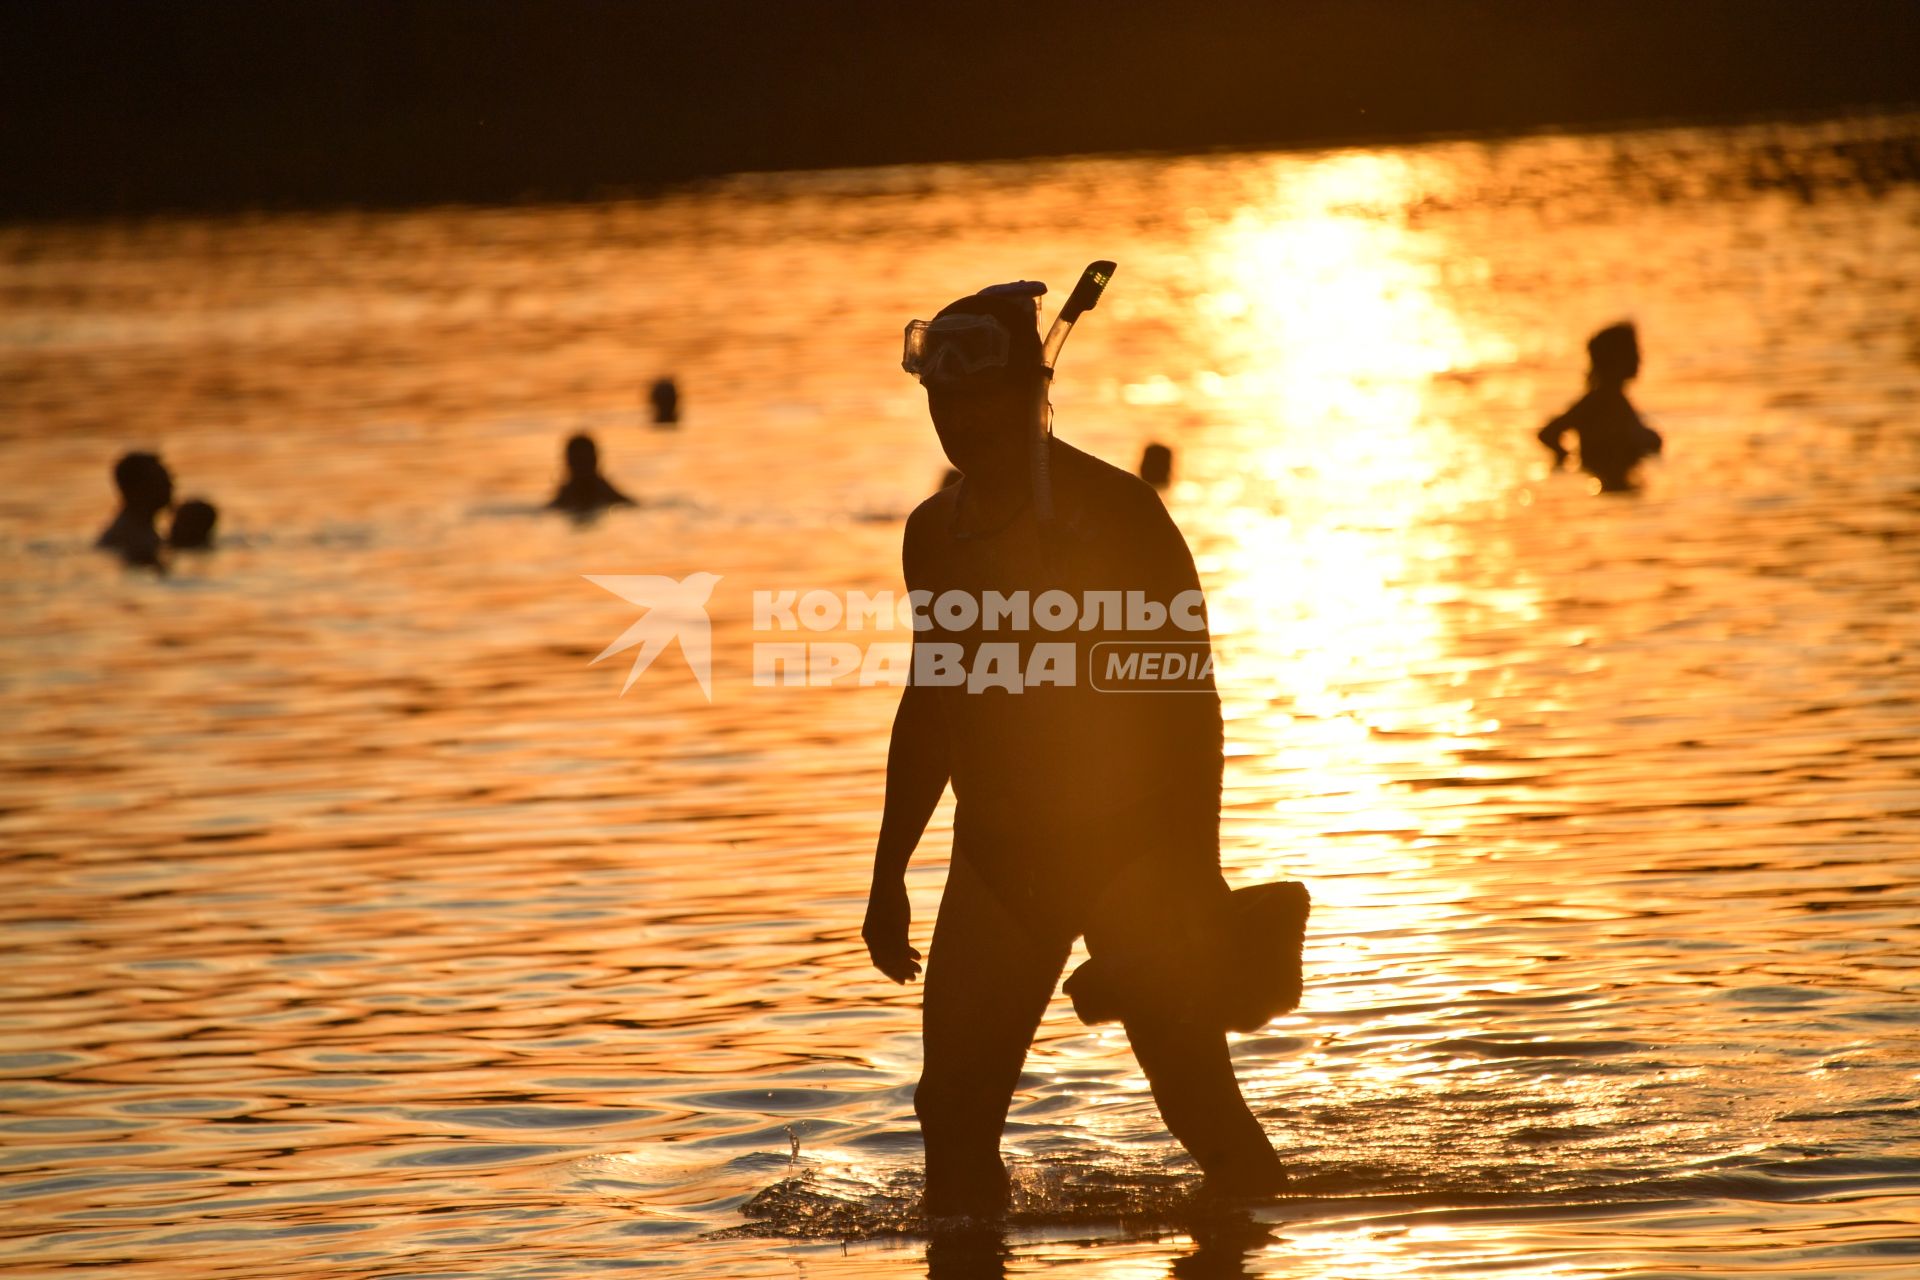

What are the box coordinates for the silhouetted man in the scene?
[96,451,173,567]
[1538,322,1663,492]
[865,282,1287,1218]
[549,433,634,514]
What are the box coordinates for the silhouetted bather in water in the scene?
[168,498,218,550]
[648,376,680,427]
[96,451,173,567]
[870,281,1302,1219]
[1139,442,1174,488]
[549,433,634,514]
[1538,322,1663,492]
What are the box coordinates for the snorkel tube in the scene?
[1032,260,1117,523]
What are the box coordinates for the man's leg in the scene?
[917,853,1071,1217]
[1121,1013,1286,1193]
[1088,860,1287,1194]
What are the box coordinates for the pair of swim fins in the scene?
[1063,880,1310,1032]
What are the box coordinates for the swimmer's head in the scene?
[919,288,1048,477]
[564,433,600,475]
[169,498,218,549]
[1587,322,1640,384]
[1139,442,1174,488]
[113,451,173,513]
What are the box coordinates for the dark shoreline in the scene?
[5,103,1918,233]
[5,0,1917,223]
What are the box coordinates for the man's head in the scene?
[169,498,218,549]
[564,433,600,476]
[1138,442,1174,488]
[112,451,173,514]
[909,286,1048,478]
[1587,322,1640,384]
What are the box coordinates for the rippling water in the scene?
[4,113,1919,1277]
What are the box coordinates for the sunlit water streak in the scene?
[2,113,1918,1277]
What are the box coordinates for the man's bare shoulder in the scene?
[902,484,959,586]
[905,484,959,541]
[1055,440,1181,535]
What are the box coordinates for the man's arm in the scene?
[861,506,950,983]
[1629,403,1663,456]
[1128,483,1225,820]
[862,680,946,983]
[1537,411,1572,467]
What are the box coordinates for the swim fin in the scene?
[1063,880,1310,1032]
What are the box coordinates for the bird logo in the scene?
[584,572,722,701]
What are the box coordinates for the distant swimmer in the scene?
[648,377,681,428]
[549,433,635,514]
[868,273,1304,1218]
[1138,442,1174,488]
[96,451,173,567]
[168,498,218,550]
[1537,322,1663,492]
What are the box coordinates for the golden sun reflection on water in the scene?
[1189,153,1525,921]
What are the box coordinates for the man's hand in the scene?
[862,876,922,983]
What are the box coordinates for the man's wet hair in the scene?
[1587,322,1639,379]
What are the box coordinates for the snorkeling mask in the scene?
[901,312,1014,385]
[901,280,1047,386]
